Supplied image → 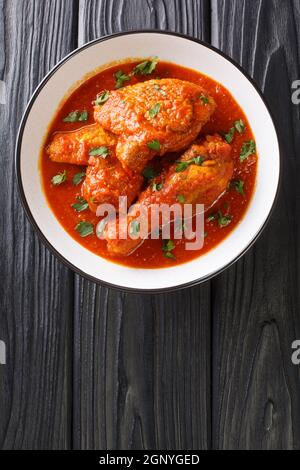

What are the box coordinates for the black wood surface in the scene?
[74,0,211,451]
[0,0,299,450]
[211,0,300,450]
[0,0,76,449]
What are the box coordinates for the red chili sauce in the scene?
[41,60,257,268]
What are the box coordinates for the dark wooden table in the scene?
[0,0,300,450]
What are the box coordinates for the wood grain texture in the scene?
[74,0,212,450]
[0,0,77,449]
[2,0,299,451]
[211,0,300,450]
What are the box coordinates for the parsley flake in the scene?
[240,140,256,161]
[51,170,67,186]
[115,70,131,89]
[63,110,88,122]
[75,221,94,237]
[73,172,86,186]
[89,146,109,158]
[133,58,158,76]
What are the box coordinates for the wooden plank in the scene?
[211,0,300,450]
[74,0,212,450]
[0,0,77,449]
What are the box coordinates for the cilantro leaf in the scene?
[162,240,175,252]
[175,156,205,172]
[162,239,176,260]
[73,172,86,186]
[223,119,246,144]
[231,179,245,195]
[75,221,94,237]
[207,211,232,227]
[176,194,185,203]
[71,197,89,212]
[152,182,163,192]
[114,70,131,89]
[133,58,158,76]
[147,140,161,151]
[217,212,232,228]
[94,91,110,105]
[207,213,217,222]
[199,94,210,104]
[224,127,235,144]
[164,252,176,260]
[235,119,246,134]
[51,170,67,186]
[89,146,109,158]
[153,83,167,96]
[240,140,256,161]
[148,103,161,119]
[63,110,88,122]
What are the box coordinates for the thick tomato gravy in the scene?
[41,60,257,268]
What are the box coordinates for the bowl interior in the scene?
[17,32,280,291]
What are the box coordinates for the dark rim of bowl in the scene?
[15,30,282,294]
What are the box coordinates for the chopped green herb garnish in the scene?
[75,221,94,237]
[147,140,161,151]
[72,196,89,212]
[153,83,167,96]
[73,172,86,186]
[78,110,88,121]
[199,94,210,104]
[148,103,161,119]
[207,212,232,227]
[176,162,189,172]
[51,170,67,186]
[114,70,131,89]
[129,220,140,237]
[231,179,245,195]
[164,252,176,260]
[207,213,217,222]
[194,156,205,165]
[240,140,256,161]
[133,58,158,76]
[162,239,176,260]
[235,119,246,134]
[94,90,110,105]
[152,182,163,192]
[223,119,246,143]
[224,127,235,144]
[217,212,232,228]
[162,239,175,252]
[175,156,205,172]
[63,110,88,122]
[176,194,185,203]
[89,146,109,158]
[143,166,157,180]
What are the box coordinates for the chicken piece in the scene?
[48,123,141,211]
[47,124,116,165]
[82,151,143,213]
[104,135,233,256]
[94,79,216,172]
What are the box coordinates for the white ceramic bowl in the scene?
[16,31,281,292]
